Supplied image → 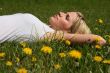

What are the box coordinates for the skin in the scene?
[42,30,106,45]
[49,12,79,32]
[42,12,107,45]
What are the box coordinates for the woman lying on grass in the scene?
[0,12,106,45]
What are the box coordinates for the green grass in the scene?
[0,0,110,73]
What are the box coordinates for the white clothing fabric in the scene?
[0,13,54,43]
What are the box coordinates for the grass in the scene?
[0,0,110,73]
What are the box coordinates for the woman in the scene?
[0,12,106,45]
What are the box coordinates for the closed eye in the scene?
[58,13,61,17]
[66,14,69,21]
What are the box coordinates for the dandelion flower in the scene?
[32,56,37,62]
[41,46,52,54]
[95,37,101,42]
[0,52,5,58]
[93,56,103,62]
[68,50,82,59]
[23,48,32,55]
[17,68,27,73]
[103,59,110,64]
[54,64,61,70]
[6,61,12,66]
[95,45,101,49]
[65,40,71,45]
[59,52,66,58]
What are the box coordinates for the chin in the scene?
[49,17,55,25]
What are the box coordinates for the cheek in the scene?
[49,17,59,27]
[63,23,70,29]
[60,20,70,29]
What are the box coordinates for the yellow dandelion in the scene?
[6,61,12,66]
[93,56,103,62]
[16,57,20,62]
[23,48,32,55]
[54,64,61,70]
[17,68,27,73]
[65,40,71,45]
[32,56,37,62]
[41,46,52,54]
[98,19,103,24]
[59,52,66,58]
[95,45,101,49]
[68,50,82,59]
[20,41,27,48]
[95,37,101,43]
[0,52,5,58]
[103,59,110,64]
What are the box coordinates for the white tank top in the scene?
[0,13,55,43]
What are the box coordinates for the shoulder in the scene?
[0,13,35,17]
[13,13,39,21]
[23,13,38,19]
[23,13,35,16]
[11,13,35,17]
[0,13,33,18]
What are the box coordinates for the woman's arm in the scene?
[41,31,106,45]
[65,33,106,45]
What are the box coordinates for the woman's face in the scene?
[49,12,79,31]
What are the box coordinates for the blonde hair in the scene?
[70,12,91,34]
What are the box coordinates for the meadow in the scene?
[0,0,110,73]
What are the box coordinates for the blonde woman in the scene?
[0,12,106,45]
